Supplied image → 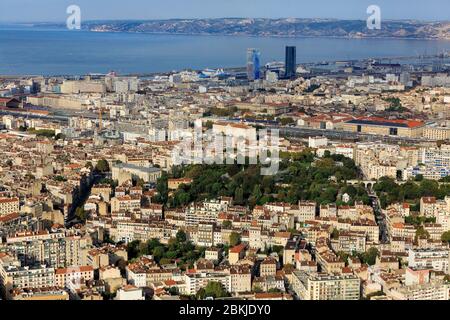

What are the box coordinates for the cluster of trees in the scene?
[27,128,55,138]
[384,97,408,112]
[337,247,379,266]
[166,281,230,300]
[404,215,436,226]
[279,117,295,126]
[196,281,229,299]
[441,231,450,244]
[206,106,238,117]
[276,151,364,205]
[229,232,241,247]
[53,175,67,182]
[75,207,88,222]
[127,231,205,270]
[154,151,363,209]
[95,159,110,173]
[99,178,118,188]
[373,177,450,209]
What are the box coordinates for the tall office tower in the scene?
[285,46,297,79]
[247,48,261,81]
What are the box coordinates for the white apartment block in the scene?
[291,271,360,300]
[184,272,232,295]
[185,199,228,226]
[405,145,450,180]
[408,248,449,272]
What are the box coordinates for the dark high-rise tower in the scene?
[247,48,261,81]
[285,46,297,79]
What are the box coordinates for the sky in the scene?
[0,0,449,23]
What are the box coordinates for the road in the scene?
[369,193,389,244]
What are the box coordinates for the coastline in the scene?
[80,28,450,42]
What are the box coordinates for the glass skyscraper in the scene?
[285,46,297,79]
[247,48,261,81]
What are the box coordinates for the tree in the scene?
[95,159,110,173]
[127,240,141,259]
[55,133,66,140]
[442,231,450,243]
[135,178,145,187]
[359,247,379,266]
[222,220,232,229]
[279,117,295,126]
[176,230,187,243]
[252,184,263,203]
[253,286,263,293]
[331,228,340,239]
[196,288,206,300]
[152,246,166,262]
[229,232,241,247]
[204,281,228,298]
[415,226,430,243]
[168,287,179,296]
[154,174,169,204]
[234,187,244,205]
[75,207,88,221]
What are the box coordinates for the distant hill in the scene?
[63,18,450,40]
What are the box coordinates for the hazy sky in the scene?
[0,0,449,22]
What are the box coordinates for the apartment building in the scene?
[230,266,252,293]
[91,184,112,202]
[229,243,247,264]
[343,117,425,138]
[6,235,88,268]
[408,248,449,272]
[388,281,449,300]
[111,195,141,213]
[112,163,161,185]
[168,178,193,190]
[259,257,277,277]
[330,231,366,254]
[420,197,450,217]
[292,271,360,300]
[423,127,450,141]
[126,256,172,288]
[0,197,20,216]
[184,272,231,295]
[405,145,450,180]
[55,266,94,290]
[185,199,228,226]
[0,265,56,298]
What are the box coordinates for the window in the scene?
[389,128,398,136]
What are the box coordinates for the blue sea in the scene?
[1,24,450,76]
